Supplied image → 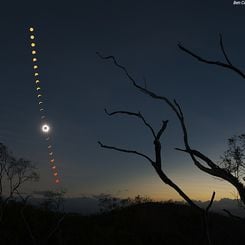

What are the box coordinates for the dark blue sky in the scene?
[1,1,245,200]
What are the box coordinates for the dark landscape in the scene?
[2,200,245,245]
[1,1,245,244]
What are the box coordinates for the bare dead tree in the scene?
[178,35,245,205]
[96,44,245,208]
[95,44,245,244]
[97,51,219,244]
[98,109,202,211]
[98,110,215,244]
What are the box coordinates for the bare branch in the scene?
[206,191,216,212]
[219,33,232,65]
[175,148,218,170]
[175,148,217,174]
[204,191,216,245]
[178,39,245,80]
[178,42,223,64]
[152,164,202,211]
[98,51,245,178]
[223,209,244,221]
[156,120,168,140]
[175,147,244,186]
[96,52,138,87]
[97,53,193,152]
[98,141,154,164]
[173,99,184,118]
[104,109,156,138]
[98,141,201,210]
[96,52,182,119]
[97,53,211,210]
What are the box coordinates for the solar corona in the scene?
[42,124,50,133]
[28,26,60,184]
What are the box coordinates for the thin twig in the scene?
[98,141,154,164]
[219,33,232,65]
[96,52,182,118]
[104,109,156,138]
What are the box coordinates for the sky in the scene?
[0,0,245,201]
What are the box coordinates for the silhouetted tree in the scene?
[97,53,214,207]
[220,135,245,181]
[0,143,39,205]
[178,35,245,206]
[94,193,121,212]
[95,194,153,212]
[97,51,216,244]
[0,143,39,244]
[97,34,245,213]
[34,190,66,212]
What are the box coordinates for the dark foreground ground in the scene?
[1,201,245,245]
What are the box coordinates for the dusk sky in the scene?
[1,1,245,201]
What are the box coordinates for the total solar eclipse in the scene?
[42,124,50,133]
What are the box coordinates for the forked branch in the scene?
[97,52,245,206]
[104,109,156,138]
[96,52,182,118]
[156,120,168,140]
[98,109,201,210]
[178,34,245,79]
[97,52,204,171]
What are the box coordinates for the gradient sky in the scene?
[1,1,245,201]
